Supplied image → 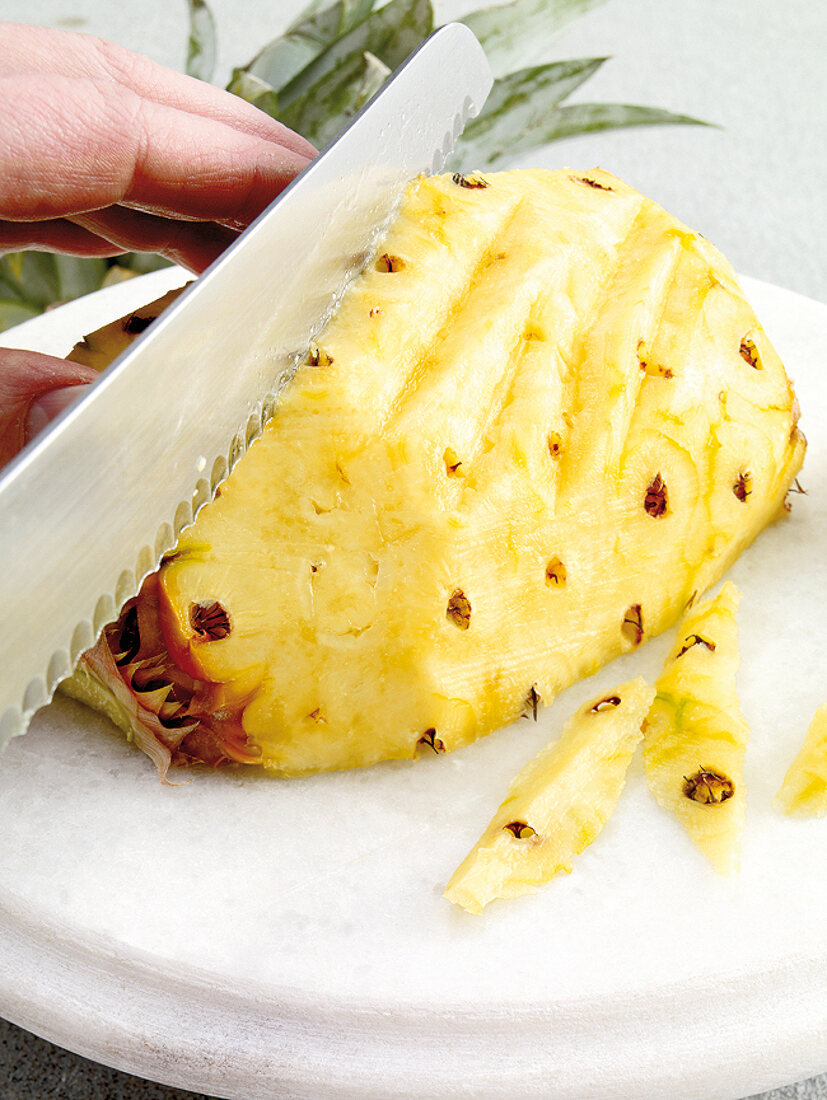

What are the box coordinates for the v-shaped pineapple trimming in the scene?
[64,169,805,776]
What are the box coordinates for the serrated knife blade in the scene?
[0,23,492,748]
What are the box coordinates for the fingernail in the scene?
[25,384,90,442]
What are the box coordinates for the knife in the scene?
[0,23,492,748]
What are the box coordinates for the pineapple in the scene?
[67,287,186,370]
[62,169,804,778]
[444,677,654,913]
[642,582,748,874]
[775,705,827,817]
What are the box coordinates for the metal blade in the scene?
[0,23,492,747]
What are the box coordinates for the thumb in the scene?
[0,348,98,469]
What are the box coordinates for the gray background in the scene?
[0,0,825,1096]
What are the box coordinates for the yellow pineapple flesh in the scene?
[63,169,804,777]
[642,581,748,874]
[444,676,654,913]
[67,287,186,370]
[775,704,827,817]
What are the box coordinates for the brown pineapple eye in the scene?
[452,172,489,189]
[621,604,644,646]
[591,695,621,713]
[123,313,155,335]
[683,768,735,804]
[190,600,231,640]
[545,558,566,587]
[644,474,668,517]
[306,342,333,367]
[416,727,445,754]
[676,634,716,658]
[570,174,613,191]
[504,821,536,839]
[375,253,405,273]
[444,447,464,477]
[447,589,471,629]
[733,471,752,502]
[739,337,761,369]
[523,685,540,721]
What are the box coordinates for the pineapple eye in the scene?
[308,707,325,723]
[447,589,471,629]
[621,604,644,646]
[452,171,489,189]
[416,727,446,754]
[444,448,464,477]
[545,558,566,587]
[547,432,563,458]
[189,600,231,640]
[570,174,613,191]
[644,474,668,517]
[637,340,673,379]
[504,821,536,839]
[123,313,156,335]
[682,767,735,804]
[523,685,540,721]
[591,695,621,713]
[306,342,334,367]
[733,471,752,502]
[676,633,716,658]
[375,253,405,273]
[739,337,761,369]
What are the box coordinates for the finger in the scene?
[0,217,129,257]
[0,73,310,228]
[0,347,97,468]
[1,22,316,159]
[71,208,239,273]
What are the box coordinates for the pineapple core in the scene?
[65,169,805,777]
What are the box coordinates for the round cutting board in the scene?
[1,272,826,1100]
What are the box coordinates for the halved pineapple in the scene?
[444,677,654,913]
[775,705,827,817]
[62,169,804,777]
[642,582,748,874]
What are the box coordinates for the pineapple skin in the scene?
[445,677,655,913]
[64,169,805,776]
[775,704,827,817]
[642,581,748,874]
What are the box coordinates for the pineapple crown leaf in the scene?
[460,0,610,76]
[185,0,217,83]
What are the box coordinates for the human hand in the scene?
[0,22,315,467]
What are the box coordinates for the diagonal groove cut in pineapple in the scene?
[62,169,805,777]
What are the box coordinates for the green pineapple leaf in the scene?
[185,0,217,82]
[226,69,280,116]
[243,0,378,93]
[274,0,433,146]
[532,101,712,143]
[461,0,609,75]
[451,58,710,167]
[0,300,39,330]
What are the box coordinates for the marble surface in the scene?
[0,0,825,1096]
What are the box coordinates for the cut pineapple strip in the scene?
[642,582,748,874]
[63,169,804,776]
[775,705,827,817]
[445,677,654,913]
